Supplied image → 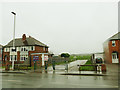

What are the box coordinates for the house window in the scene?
[21,47,28,51]
[31,46,34,51]
[20,55,28,61]
[45,48,48,51]
[15,55,17,61]
[21,48,23,51]
[43,47,45,51]
[10,55,12,61]
[17,47,20,51]
[4,48,9,52]
[6,48,7,52]
[112,41,116,47]
[31,46,33,51]
[4,48,6,52]
[24,48,26,51]
[10,55,17,61]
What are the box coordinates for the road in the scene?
[1,61,119,88]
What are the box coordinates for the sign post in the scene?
[33,56,39,71]
[44,55,48,70]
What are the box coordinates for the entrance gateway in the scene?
[112,52,119,63]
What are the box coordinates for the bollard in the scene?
[52,61,55,70]
[65,61,68,71]
[5,62,10,71]
[45,61,48,70]
[34,61,36,71]
[101,64,107,72]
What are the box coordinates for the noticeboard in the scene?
[33,56,39,61]
[44,56,48,61]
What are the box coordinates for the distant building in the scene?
[2,34,49,67]
[103,32,120,64]
[0,44,2,66]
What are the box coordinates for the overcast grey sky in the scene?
[0,1,118,55]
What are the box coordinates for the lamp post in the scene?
[11,12,16,70]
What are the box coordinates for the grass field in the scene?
[79,59,95,71]
[70,55,91,61]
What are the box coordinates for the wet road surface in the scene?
[1,63,119,88]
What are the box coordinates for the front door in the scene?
[112,53,119,63]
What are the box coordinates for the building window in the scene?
[43,47,45,51]
[10,55,12,61]
[24,48,26,51]
[31,46,33,51]
[15,55,17,61]
[17,47,20,51]
[4,48,9,52]
[21,48,23,51]
[20,55,28,61]
[10,55,17,61]
[45,48,48,51]
[21,47,28,51]
[112,41,116,47]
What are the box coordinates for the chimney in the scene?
[22,34,26,42]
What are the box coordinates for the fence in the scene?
[48,57,70,64]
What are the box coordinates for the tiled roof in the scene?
[4,36,49,47]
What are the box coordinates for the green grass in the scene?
[79,66,95,71]
[85,60,92,65]
[79,60,95,71]
[70,55,91,61]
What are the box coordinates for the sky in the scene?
[0,0,119,55]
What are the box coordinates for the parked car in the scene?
[96,57,103,63]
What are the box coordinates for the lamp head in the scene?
[11,12,16,15]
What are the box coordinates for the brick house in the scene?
[2,34,49,67]
[103,32,120,64]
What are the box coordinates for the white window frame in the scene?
[31,46,35,51]
[4,48,6,52]
[45,47,47,51]
[43,47,45,51]
[10,55,12,61]
[17,47,20,51]
[20,55,28,61]
[10,55,17,61]
[15,55,17,61]
[21,46,29,51]
[112,40,116,47]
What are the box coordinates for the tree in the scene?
[60,53,70,58]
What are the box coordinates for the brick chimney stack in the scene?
[22,34,26,42]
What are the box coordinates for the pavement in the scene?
[0,60,118,76]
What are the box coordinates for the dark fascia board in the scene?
[109,39,120,41]
[3,45,49,48]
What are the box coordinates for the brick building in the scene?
[103,32,120,64]
[2,34,49,67]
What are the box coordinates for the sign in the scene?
[44,56,48,61]
[33,56,39,61]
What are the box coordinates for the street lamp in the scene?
[11,12,16,70]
